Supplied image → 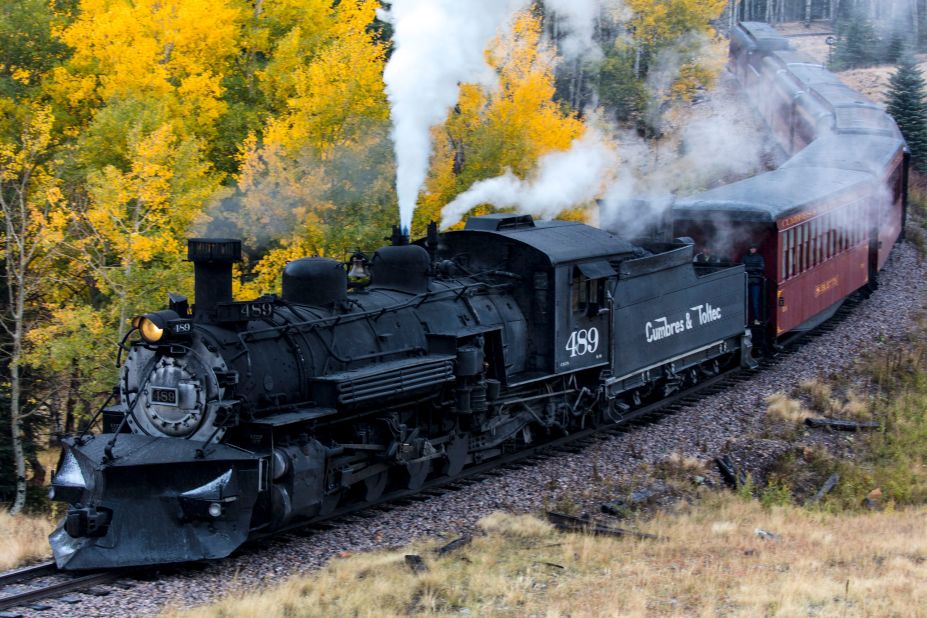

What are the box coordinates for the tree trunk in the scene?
[1,107,56,516]
[913,0,920,50]
[24,424,44,486]
[64,361,80,436]
[9,292,27,514]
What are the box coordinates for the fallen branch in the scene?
[715,455,746,488]
[806,473,840,505]
[805,417,879,431]
[435,535,472,555]
[545,512,659,540]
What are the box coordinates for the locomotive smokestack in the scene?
[389,224,409,246]
[187,238,242,322]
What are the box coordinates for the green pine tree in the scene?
[831,12,879,70]
[886,55,927,172]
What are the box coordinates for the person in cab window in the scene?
[695,246,720,265]
[741,244,765,325]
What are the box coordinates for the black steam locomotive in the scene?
[50,218,753,569]
[48,21,906,570]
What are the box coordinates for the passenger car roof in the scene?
[672,167,873,223]
[781,133,905,173]
[740,21,791,51]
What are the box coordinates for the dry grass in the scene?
[765,392,811,424]
[162,498,927,618]
[0,510,54,570]
[661,451,707,475]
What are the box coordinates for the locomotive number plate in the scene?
[217,301,275,322]
[235,301,273,319]
[151,387,178,406]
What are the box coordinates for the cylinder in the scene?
[455,347,482,376]
[485,379,501,401]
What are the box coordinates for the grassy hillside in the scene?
[163,501,927,617]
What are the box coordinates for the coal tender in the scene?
[49,215,753,569]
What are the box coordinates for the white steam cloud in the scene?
[440,131,617,229]
[544,0,604,61]
[382,0,526,231]
[383,0,611,231]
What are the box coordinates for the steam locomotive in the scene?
[48,21,907,570]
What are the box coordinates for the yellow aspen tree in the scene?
[228,0,394,294]
[623,0,728,98]
[0,105,67,514]
[415,11,587,230]
[50,0,244,141]
[71,124,220,341]
[261,0,388,157]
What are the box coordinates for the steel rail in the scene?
[0,561,57,588]
[0,570,120,612]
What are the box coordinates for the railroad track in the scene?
[0,293,867,614]
[0,561,126,615]
[0,373,723,615]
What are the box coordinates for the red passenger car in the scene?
[673,167,875,338]
[666,21,908,345]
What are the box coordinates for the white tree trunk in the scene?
[5,198,28,515]
[1,109,56,516]
[9,344,27,514]
[913,0,920,48]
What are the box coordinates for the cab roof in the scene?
[454,215,640,266]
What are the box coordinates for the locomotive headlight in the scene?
[138,317,164,343]
[133,310,180,344]
[208,503,223,518]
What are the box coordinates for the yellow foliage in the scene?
[233,0,393,285]
[0,104,68,254]
[71,121,219,336]
[53,0,243,137]
[624,0,727,46]
[622,0,727,104]
[415,11,586,231]
[262,0,387,156]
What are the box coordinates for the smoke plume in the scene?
[382,0,526,231]
[383,0,616,231]
[440,131,617,229]
[543,0,605,61]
